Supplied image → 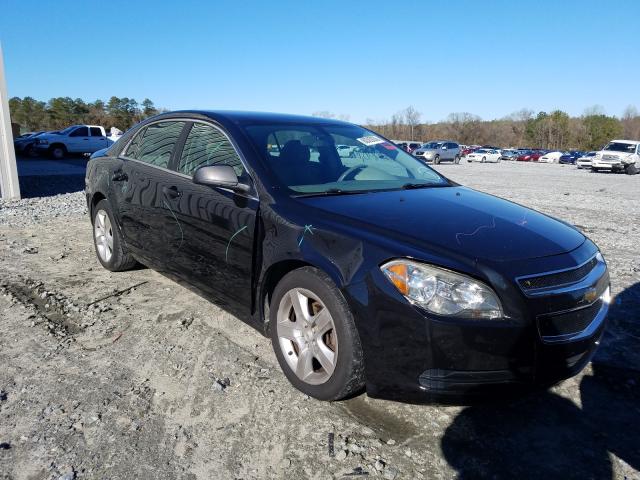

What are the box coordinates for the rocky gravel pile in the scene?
[0,191,86,227]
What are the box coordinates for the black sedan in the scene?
[85,111,610,402]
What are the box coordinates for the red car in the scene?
[517,150,543,162]
[529,151,545,161]
[462,147,478,156]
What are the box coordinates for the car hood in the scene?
[298,186,585,262]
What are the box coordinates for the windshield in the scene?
[58,126,79,135]
[243,123,449,195]
[421,142,444,150]
[603,142,636,153]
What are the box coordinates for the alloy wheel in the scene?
[276,288,338,385]
[94,209,114,263]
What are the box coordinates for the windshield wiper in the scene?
[293,188,370,198]
[400,182,437,190]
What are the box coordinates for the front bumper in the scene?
[345,243,609,402]
[592,161,623,170]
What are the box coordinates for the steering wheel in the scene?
[338,164,368,182]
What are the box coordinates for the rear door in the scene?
[67,126,90,152]
[111,120,188,266]
[162,121,258,315]
[89,126,109,152]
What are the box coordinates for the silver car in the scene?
[413,141,461,164]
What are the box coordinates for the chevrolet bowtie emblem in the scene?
[583,288,599,304]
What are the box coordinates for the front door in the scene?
[162,121,258,316]
[67,126,90,152]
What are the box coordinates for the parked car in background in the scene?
[34,125,114,159]
[559,151,583,165]
[538,151,563,163]
[517,150,535,161]
[413,141,461,164]
[576,151,596,169]
[499,149,519,161]
[86,110,610,402]
[529,151,545,161]
[336,144,357,158]
[461,146,478,157]
[591,140,640,174]
[466,148,501,163]
[13,131,46,156]
[394,141,422,153]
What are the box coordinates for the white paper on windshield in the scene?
[357,135,385,146]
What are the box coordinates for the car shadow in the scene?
[440,281,640,479]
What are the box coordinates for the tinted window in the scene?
[178,123,246,178]
[448,142,459,149]
[70,127,88,137]
[90,127,103,137]
[244,123,448,194]
[125,121,185,168]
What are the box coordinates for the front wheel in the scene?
[434,155,440,164]
[270,267,364,401]
[49,145,66,160]
[481,156,486,163]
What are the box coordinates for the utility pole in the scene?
[0,42,20,200]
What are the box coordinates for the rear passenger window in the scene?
[178,123,246,178]
[124,121,185,169]
[70,127,88,137]
[90,127,103,137]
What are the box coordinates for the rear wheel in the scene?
[92,199,138,271]
[270,267,364,401]
[481,156,486,163]
[454,155,461,164]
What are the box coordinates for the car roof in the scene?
[609,139,640,145]
[152,110,354,127]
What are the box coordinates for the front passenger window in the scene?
[178,123,246,178]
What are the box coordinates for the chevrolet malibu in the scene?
[85,111,610,402]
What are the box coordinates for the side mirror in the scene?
[193,165,250,193]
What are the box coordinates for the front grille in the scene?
[538,300,602,337]
[518,256,598,291]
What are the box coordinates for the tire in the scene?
[25,144,37,157]
[434,155,440,165]
[92,199,138,272]
[625,164,639,175]
[269,267,365,401]
[454,155,461,164]
[49,144,66,160]
[481,156,486,163]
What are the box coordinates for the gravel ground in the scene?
[0,161,638,480]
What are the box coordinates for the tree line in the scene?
[323,106,640,151]
[9,96,164,133]
[11,96,640,151]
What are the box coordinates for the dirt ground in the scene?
[0,161,639,480]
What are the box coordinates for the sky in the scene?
[1,0,639,124]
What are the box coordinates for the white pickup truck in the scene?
[34,125,115,159]
[591,139,640,175]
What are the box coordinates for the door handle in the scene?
[163,185,182,199]
[112,171,128,182]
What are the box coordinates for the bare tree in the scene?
[403,106,421,140]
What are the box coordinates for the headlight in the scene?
[381,260,503,319]
[424,152,434,158]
